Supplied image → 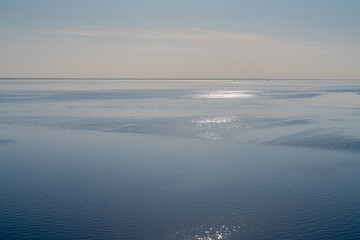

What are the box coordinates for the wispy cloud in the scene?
[39,27,331,53]
[139,28,268,41]
[1,27,332,55]
[2,26,350,78]
[169,29,267,41]
[40,27,268,41]
[45,28,109,37]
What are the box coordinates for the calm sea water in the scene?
[1,79,360,239]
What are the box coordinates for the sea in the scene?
[0,78,360,239]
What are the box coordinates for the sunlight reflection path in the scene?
[192,90,257,99]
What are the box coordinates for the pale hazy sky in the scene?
[1,0,359,78]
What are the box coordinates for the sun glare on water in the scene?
[193,91,256,99]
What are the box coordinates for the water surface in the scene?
[1,79,360,239]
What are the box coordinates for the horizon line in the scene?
[1,77,359,81]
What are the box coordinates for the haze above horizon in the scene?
[1,0,360,79]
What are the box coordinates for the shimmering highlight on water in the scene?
[193,90,256,99]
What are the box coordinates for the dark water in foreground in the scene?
[1,79,360,239]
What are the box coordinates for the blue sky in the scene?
[1,0,359,78]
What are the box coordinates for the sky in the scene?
[0,0,360,79]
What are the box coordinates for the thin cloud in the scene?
[34,27,333,56]
[44,28,114,37]
[163,29,268,41]
[40,27,269,41]
[1,27,332,55]
[128,47,199,52]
